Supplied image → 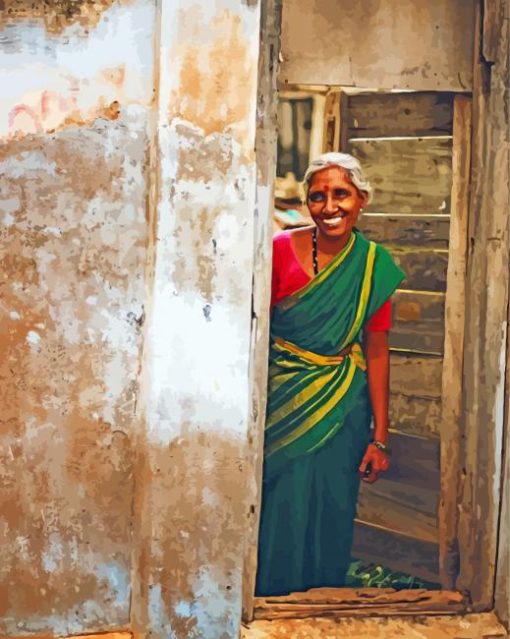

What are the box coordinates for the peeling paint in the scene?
[0,0,155,633]
[1,0,134,34]
[0,2,155,139]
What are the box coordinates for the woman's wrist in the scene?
[372,423,389,446]
[369,439,390,454]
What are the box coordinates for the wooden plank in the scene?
[356,432,440,543]
[456,0,509,609]
[247,614,507,637]
[347,92,454,139]
[357,474,438,516]
[352,522,439,583]
[390,325,443,354]
[322,91,340,153]
[349,137,453,214]
[495,370,510,626]
[389,393,442,438]
[381,431,440,490]
[357,482,438,544]
[482,0,504,64]
[439,96,472,589]
[358,214,450,249]
[390,290,445,354]
[390,354,443,399]
[393,291,444,323]
[390,247,449,292]
[255,588,462,605]
[496,189,510,625]
[253,589,465,620]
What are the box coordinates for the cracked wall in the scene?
[0,0,156,633]
[1,1,269,637]
[130,2,264,638]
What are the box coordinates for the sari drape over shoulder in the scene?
[264,229,405,480]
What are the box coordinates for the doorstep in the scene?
[242,612,507,639]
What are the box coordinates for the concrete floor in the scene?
[52,615,508,638]
[242,613,508,639]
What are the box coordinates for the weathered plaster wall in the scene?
[280,0,475,90]
[241,0,280,621]
[130,2,265,638]
[0,1,156,633]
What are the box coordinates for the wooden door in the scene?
[338,91,457,583]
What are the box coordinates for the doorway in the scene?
[246,86,472,619]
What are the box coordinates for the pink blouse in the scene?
[271,231,392,332]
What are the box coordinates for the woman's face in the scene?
[307,166,367,240]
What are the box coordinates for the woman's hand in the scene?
[358,442,390,483]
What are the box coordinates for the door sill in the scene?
[253,588,467,620]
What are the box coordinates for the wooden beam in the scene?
[322,91,340,153]
[439,95,472,590]
[253,589,466,620]
[495,294,510,626]
[481,0,504,64]
[456,0,510,609]
[338,90,349,152]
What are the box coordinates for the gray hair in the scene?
[303,152,373,204]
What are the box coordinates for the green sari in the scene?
[256,229,405,596]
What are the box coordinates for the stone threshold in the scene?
[242,612,508,638]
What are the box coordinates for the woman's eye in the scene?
[308,192,325,203]
[334,189,349,198]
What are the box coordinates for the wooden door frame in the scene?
[439,94,472,590]
[242,0,509,624]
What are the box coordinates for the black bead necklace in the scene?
[312,226,319,276]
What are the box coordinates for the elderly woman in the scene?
[256,152,405,596]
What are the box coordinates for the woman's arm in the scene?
[358,330,390,483]
[366,330,390,444]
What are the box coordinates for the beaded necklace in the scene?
[312,226,319,276]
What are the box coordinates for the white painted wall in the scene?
[130,1,266,637]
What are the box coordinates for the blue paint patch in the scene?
[148,584,176,637]
[96,561,130,608]
[174,600,193,618]
[41,551,58,574]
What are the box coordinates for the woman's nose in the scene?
[324,193,338,212]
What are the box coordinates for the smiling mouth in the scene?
[322,214,347,226]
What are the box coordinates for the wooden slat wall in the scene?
[390,354,443,437]
[392,291,445,354]
[351,92,455,364]
[360,214,450,248]
[351,138,453,215]
[347,92,454,139]
[346,91,456,581]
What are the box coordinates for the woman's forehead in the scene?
[309,166,352,188]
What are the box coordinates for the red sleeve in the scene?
[365,299,392,332]
[271,255,279,307]
[271,233,286,307]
